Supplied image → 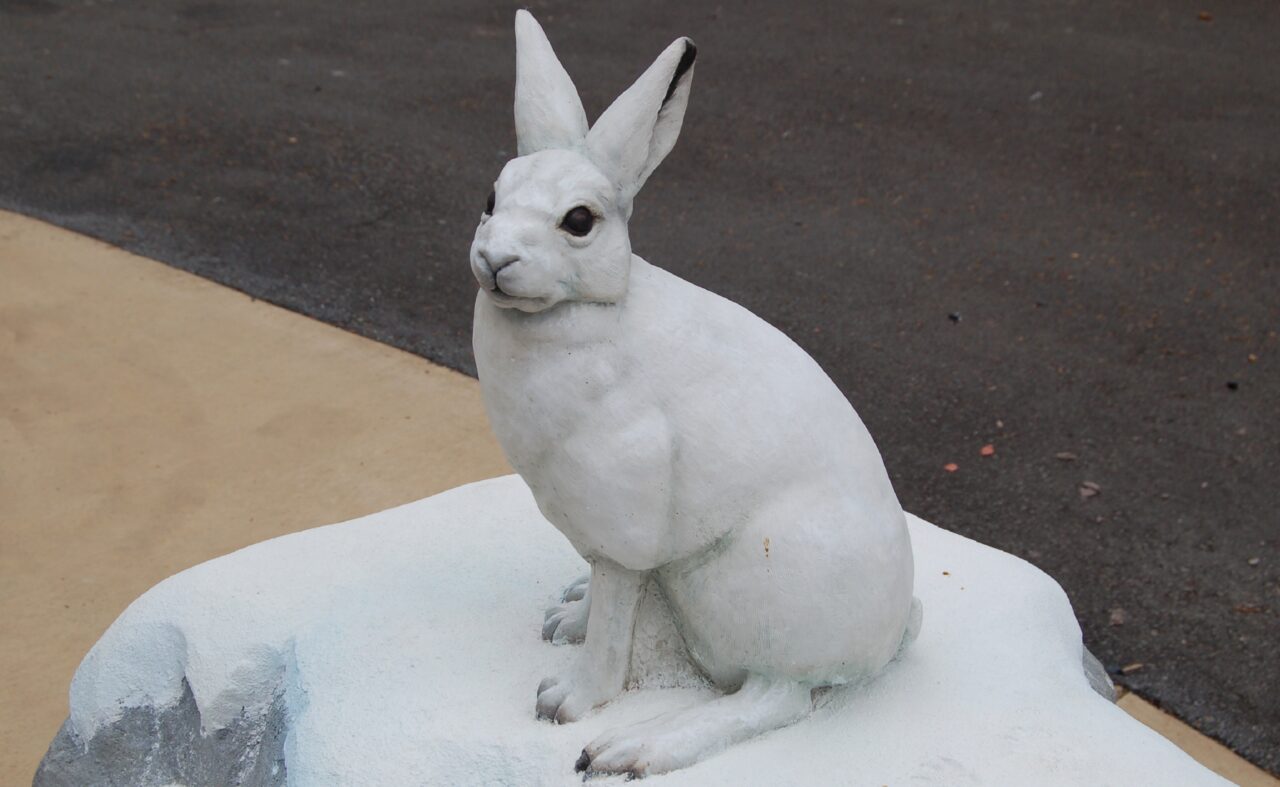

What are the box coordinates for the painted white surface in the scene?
[68,475,1225,786]
[472,15,915,772]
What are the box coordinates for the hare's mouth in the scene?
[484,285,555,313]
[486,281,519,301]
[480,274,516,301]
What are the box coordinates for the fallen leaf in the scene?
[1234,603,1265,614]
[1121,662,1145,674]
[1079,481,1101,498]
[980,444,996,457]
[1109,608,1127,626]
[944,463,959,473]
[1055,452,1078,461]
[1198,10,1213,21]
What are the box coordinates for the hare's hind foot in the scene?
[577,674,811,778]
[897,596,923,656]
[542,572,590,644]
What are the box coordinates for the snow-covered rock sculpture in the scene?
[471,11,917,777]
[35,477,1227,786]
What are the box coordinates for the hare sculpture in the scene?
[471,11,920,778]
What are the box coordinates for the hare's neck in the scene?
[484,292,626,348]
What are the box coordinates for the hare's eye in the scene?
[484,190,496,215]
[561,206,594,237]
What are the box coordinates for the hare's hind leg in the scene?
[543,572,590,644]
[577,673,811,778]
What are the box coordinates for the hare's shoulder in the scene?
[624,260,869,467]
[624,260,827,386]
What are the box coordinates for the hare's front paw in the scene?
[543,597,588,644]
[542,573,590,644]
[535,669,617,724]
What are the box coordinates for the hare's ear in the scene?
[514,10,589,155]
[587,37,696,207]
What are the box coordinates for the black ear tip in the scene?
[662,39,697,103]
[678,40,698,74]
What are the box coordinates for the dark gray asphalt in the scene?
[2,0,1277,771]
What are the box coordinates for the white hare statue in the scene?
[471,11,920,777]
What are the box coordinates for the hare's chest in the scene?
[479,344,677,562]
[487,347,652,471]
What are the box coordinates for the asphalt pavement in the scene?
[2,0,1276,771]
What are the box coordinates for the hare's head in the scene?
[470,11,695,313]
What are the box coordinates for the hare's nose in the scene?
[479,248,520,275]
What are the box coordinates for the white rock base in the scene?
[37,476,1226,786]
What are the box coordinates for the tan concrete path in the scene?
[0,211,1271,785]
[0,212,510,782]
